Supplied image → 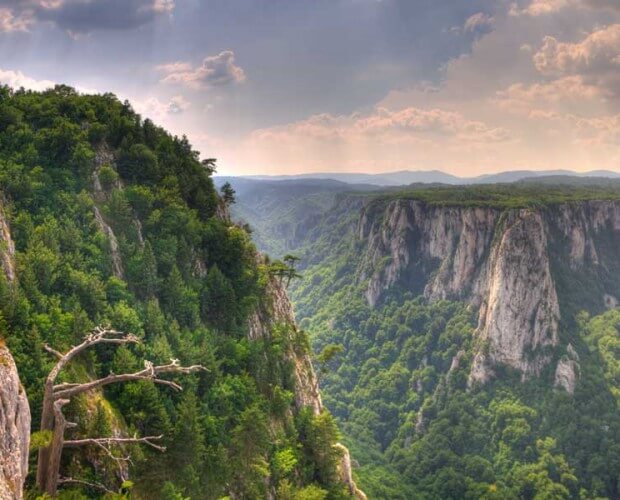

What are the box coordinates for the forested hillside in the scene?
[229,180,620,499]
[0,85,356,499]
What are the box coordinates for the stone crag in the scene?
[248,260,364,498]
[0,201,30,500]
[358,199,620,386]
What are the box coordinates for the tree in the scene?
[201,158,217,175]
[268,256,302,287]
[200,265,236,330]
[316,344,345,375]
[36,326,206,496]
[220,182,236,205]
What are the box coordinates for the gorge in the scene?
[229,179,620,499]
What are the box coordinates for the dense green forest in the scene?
[229,179,620,499]
[0,85,352,499]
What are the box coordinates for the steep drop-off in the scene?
[358,199,620,386]
[0,86,357,499]
[238,182,620,498]
[0,203,30,500]
[0,343,30,500]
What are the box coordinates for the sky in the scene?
[0,0,619,176]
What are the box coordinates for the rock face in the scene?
[334,443,368,500]
[0,343,31,500]
[93,206,124,279]
[248,271,323,415]
[554,344,580,394]
[358,199,620,384]
[248,261,364,498]
[0,201,16,283]
[0,200,30,499]
[470,210,559,383]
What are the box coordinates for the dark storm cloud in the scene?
[0,0,173,33]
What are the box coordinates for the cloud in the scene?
[167,95,189,114]
[133,94,191,120]
[158,51,246,89]
[512,0,620,15]
[569,113,620,144]
[211,3,620,175]
[583,0,620,11]
[251,107,511,144]
[216,106,512,174]
[533,24,620,95]
[511,0,572,16]
[0,0,174,33]
[0,7,33,32]
[0,68,55,90]
[155,62,192,73]
[464,12,494,33]
[494,76,605,113]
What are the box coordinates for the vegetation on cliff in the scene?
[229,178,620,499]
[0,85,350,499]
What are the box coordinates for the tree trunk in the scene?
[36,327,204,495]
[36,380,55,492]
[44,399,69,496]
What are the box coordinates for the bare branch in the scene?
[64,435,166,453]
[53,359,206,400]
[38,330,203,497]
[43,344,63,359]
[44,326,140,385]
[58,477,116,495]
[53,382,82,390]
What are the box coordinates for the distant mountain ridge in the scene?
[217,168,620,187]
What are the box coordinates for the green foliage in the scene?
[98,165,118,191]
[0,85,347,498]
[261,181,620,499]
[29,430,53,451]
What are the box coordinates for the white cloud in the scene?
[0,7,33,32]
[151,0,174,14]
[511,0,572,16]
[494,76,605,113]
[0,68,55,90]
[464,12,494,33]
[533,24,620,96]
[133,95,191,119]
[512,0,620,16]
[167,95,190,114]
[250,107,510,144]
[158,51,246,89]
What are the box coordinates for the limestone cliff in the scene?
[248,270,323,415]
[248,262,364,498]
[0,343,31,500]
[358,199,620,385]
[0,202,30,500]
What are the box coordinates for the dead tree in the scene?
[36,325,206,496]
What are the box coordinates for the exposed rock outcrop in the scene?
[359,201,500,307]
[0,200,29,499]
[0,201,16,283]
[554,344,580,394]
[335,443,368,500]
[93,206,124,279]
[0,343,31,500]
[357,199,620,385]
[248,270,323,415]
[248,261,364,498]
[470,210,559,384]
